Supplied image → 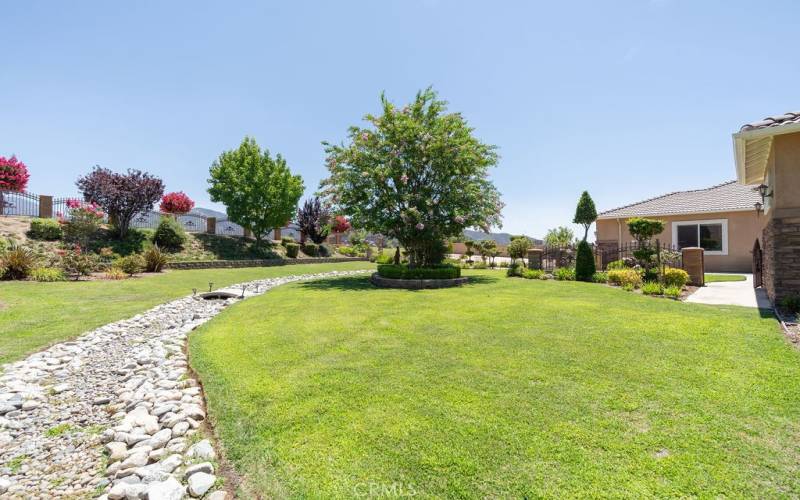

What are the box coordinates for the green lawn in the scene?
[0,261,373,364]
[190,270,800,498]
[705,273,747,283]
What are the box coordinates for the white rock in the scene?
[105,442,128,463]
[172,421,189,437]
[206,492,229,500]
[146,476,185,500]
[119,450,148,469]
[186,439,216,460]
[184,462,214,478]
[145,428,172,449]
[0,477,10,494]
[52,383,70,394]
[159,454,183,473]
[188,472,216,497]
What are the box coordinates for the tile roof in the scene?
[740,111,800,132]
[598,181,761,219]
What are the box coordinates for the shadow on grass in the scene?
[296,272,499,293]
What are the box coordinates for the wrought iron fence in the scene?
[215,219,245,237]
[539,244,578,272]
[0,190,39,216]
[596,241,683,270]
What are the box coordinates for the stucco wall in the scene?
[596,210,765,273]
[772,133,800,215]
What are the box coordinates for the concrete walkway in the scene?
[685,273,772,309]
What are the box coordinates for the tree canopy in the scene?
[544,226,576,246]
[319,88,503,267]
[296,197,331,244]
[208,137,304,245]
[573,191,597,241]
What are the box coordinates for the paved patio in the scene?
[685,274,772,309]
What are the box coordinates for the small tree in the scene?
[296,197,331,244]
[477,239,497,264]
[320,88,503,267]
[208,137,304,246]
[574,240,596,281]
[544,226,575,246]
[159,192,194,215]
[464,240,476,263]
[627,217,666,273]
[508,237,530,266]
[0,155,30,192]
[76,167,164,237]
[332,215,351,234]
[573,191,597,241]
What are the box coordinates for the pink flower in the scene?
[415,222,424,230]
[66,198,81,209]
[454,215,465,224]
[361,133,369,141]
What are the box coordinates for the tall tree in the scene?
[544,226,576,246]
[296,197,331,244]
[573,191,597,241]
[320,88,503,267]
[76,167,164,237]
[208,137,304,246]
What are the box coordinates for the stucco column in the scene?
[39,195,53,219]
[274,227,281,241]
[527,249,543,270]
[206,217,216,235]
[681,247,705,286]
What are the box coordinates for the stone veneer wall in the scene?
[167,257,368,270]
[762,217,800,304]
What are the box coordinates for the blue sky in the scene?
[3,0,798,239]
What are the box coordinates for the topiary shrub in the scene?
[29,267,67,282]
[28,218,62,240]
[302,243,319,257]
[554,267,576,281]
[592,271,608,283]
[285,242,300,258]
[574,240,595,281]
[153,216,187,251]
[506,262,524,277]
[377,264,461,280]
[607,269,642,288]
[281,236,295,247]
[662,267,689,288]
[114,254,144,276]
[143,245,168,272]
[318,244,333,257]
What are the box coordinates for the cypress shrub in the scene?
[153,216,187,251]
[574,239,595,281]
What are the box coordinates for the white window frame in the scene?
[672,219,728,256]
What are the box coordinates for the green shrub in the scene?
[153,216,187,251]
[574,240,595,281]
[2,245,37,280]
[664,286,682,299]
[375,252,393,264]
[281,236,295,247]
[143,245,168,272]
[506,262,524,277]
[285,242,300,258]
[607,259,629,270]
[319,244,333,257]
[622,283,635,292]
[641,281,664,295]
[781,294,800,314]
[607,269,642,288]
[337,245,357,257]
[96,228,151,256]
[29,267,66,282]
[62,208,103,246]
[522,268,544,279]
[591,272,608,283]
[554,267,576,281]
[105,268,126,280]
[662,267,689,288]
[472,261,487,269]
[377,264,461,280]
[28,218,63,240]
[114,254,144,276]
[302,243,319,257]
[0,237,9,254]
[60,247,97,279]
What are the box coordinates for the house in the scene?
[595,181,763,273]
[733,111,800,303]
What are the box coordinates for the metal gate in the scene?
[752,239,763,288]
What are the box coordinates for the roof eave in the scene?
[733,122,800,184]
[597,206,757,220]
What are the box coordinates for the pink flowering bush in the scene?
[332,215,351,234]
[0,155,30,192]
[60,199,105,247]
[59,245,97,280]
[159,191,195,214]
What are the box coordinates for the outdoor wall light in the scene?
[755,183,773,204]
[754,201,763,216]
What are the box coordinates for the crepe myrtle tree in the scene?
[208,137,304,246]
[319,88,503,267]
[76,167,164,237]
[296,197,331,244]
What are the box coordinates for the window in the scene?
[671,219,728,255]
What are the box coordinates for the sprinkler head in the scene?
[192,288,197,296]
[208,282,214,292]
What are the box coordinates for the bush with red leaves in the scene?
[0,155,30,192]
[159,191,195,214]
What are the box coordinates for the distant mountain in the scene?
[463,230,542,246]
